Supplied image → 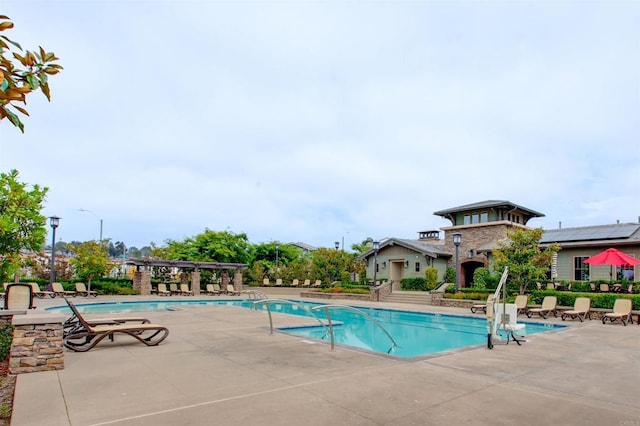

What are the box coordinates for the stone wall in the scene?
[10,314,66,374]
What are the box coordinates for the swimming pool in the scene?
[47,299,564,358]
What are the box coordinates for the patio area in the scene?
[11,293,640,425]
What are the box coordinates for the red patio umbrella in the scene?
[584,248,640,281]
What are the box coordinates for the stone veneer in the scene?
[9,313,66,374]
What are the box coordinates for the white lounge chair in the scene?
[602,299,633,326]
[561,297,591,322]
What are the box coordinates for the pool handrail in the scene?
[252,298,329,336]
[311,304,399,354]
[242,289,268,307]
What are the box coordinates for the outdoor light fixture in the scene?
[453,232,462,292]
[49,216,61,290]
[372,241,379,287]
[405,260,409,268]
[78,208,103,243]
[275,243,279,270]
[334,241,340,250]
[382,261,387,269]
[467,249,474,258]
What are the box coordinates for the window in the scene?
[463,214,470,225]
[415,262,420,272]
[617,256,636,281]
[480,212,488,222]
[574,256,589,281]
[471,213,480,223]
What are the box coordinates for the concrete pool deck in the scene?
[11,292,640,425]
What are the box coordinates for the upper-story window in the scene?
[463,211,489,224]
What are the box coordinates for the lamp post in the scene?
[78,209,103,243]
[334,241,340,251]
[453,232,462,293]
[49,216,60,291]
[372,241,379,285]
[275,243,279,273]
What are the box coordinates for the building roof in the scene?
[540,223,640,246]
[358,237,451,260]
[288,242,317,252]
[433,200,546,218]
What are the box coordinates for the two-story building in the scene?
[359,200,639,287]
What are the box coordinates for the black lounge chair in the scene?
[62,298,169,352]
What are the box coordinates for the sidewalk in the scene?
[11,295,640,425]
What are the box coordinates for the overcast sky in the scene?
[1,1,639,250]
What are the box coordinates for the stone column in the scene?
[234,271,243,292]
[134,270,152,295]
[191,271,201,295]
[10,314,66,374]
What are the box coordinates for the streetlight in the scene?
[49,216,60,291]
[372,241,379,285]
[453,232,462,292]
[334,241,340,250]
[78,208,103,243]
[275,243,279,271]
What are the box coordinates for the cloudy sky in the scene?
[1,1,639,250]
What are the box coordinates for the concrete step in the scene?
[383,291,433,305]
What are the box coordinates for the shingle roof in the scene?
[433,200,545,218]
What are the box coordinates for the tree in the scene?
[492,228,560,295]
[69,240,112,291]
[351,237,374,255]
[0,169,48,282]
[0,15,63,132]
[163,229,251,264]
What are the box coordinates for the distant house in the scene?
[359,200,639,288]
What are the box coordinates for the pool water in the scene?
[47,299,564,358]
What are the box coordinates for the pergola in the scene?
[124,258,248,295]
[125,258,248,271]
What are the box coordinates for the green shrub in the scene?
[444,266,456,284]
[400,278,429,291]
[424,268,438,290]
[0,323,14,361]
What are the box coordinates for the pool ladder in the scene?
[252,299,398,354]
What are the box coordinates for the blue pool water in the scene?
[47,299,564,358]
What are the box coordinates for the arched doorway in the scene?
[461,260,485,288]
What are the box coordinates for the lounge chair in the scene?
[52,282,77,297]
[313,280,322,288]
[213,283,223,294]
[156,283,171,296]
[262,278,270,287]
[275,279,283,287]
[226,284,240,296]
[3,283,34,310]
[291,279,299,287]
[470,296,491,314]
[63,298,169,352]
[526,296,557,319]
[203,284,220,295]
[514,295,528,316]
[180,284,193,296]
[602,299,633,326]
[600,283,610,293]
[63,301,151,337]
[496,302,526,345]
[75,282,97,297]
[302,279,311,288]
[28,282,56,299]
[561,297,591,322]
